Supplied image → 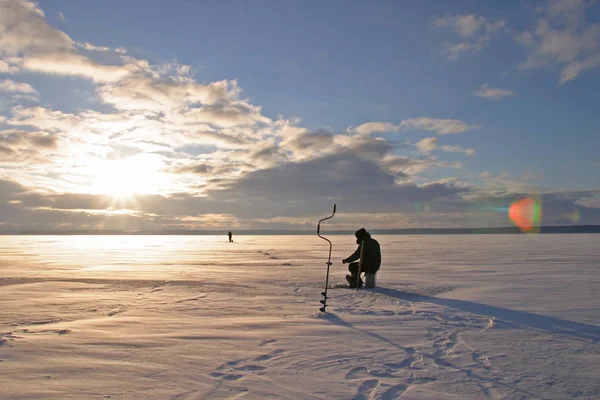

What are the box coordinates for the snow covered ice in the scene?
[1,234,599,399]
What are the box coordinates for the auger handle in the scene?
[317,203,337,236]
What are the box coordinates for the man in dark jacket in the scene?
[342,228,381,288]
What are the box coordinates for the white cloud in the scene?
[416,137,475,156]
[473,84,516,100]
[416,137,438,153]
[517,0,600,83]
[440,145,475,156]
[76,41,111,52]
[8,106,84,132]
[352,122,399,135]
[0,0,73,54]
[0,128,58,164]
[381,155,440,176]
[22,53,135,82]
[0,58,20,74]
[189,130,252,148]
[434,14,506,60]
[0,79,38,96]
[399,117,479,135]
[352,118,479,136]
[183,102,271,128]
[57,11,66,22]
[97,74,232,112]
[0,0,137,82]
[435,14,492,38]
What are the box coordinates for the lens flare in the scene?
[567,209,581,223]
[509,196,542,233]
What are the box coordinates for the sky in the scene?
[0,0,599,231]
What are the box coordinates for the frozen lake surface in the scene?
[1,234,599,399]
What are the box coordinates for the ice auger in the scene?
[317,204,336,312]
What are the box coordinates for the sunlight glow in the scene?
[85,156,163,198]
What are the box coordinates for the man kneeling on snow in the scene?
[342,228,381,288]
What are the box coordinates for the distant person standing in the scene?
[342,228,381,288]
[228,231,233,242]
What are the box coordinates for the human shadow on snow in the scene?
[373,287,600,342]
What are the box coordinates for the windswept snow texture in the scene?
[0,234,599,399]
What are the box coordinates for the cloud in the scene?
[57,11,66,22]
[281,131,336,159]
[175,163,214,175]
[416,137,475,156]
[440,145,475,156]
[28,134,57,148]
[0,0,72,54]
[0,58,20,73]
[380,156,434,176]
[517,0,600,83]
[76,42,112,52]
[203,153,468,216]
[353,122,399,135]
[0,80,39,103]
[0,79,38,95]
[22,53,135,82]
[0,0,137,82]
[183,102,271,128]
[278,128,439,178]
[249,143,289,167]
[352,117,479,135]
[434,14,506,60]
[189,130,252,147]
[416,137,438,153]
[339,135,394,160]
[473,84,516,100]
[0,129,58,163]
[97,74,232,111]
[400,118,479,135]
[8,106,84,132]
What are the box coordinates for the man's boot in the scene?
[346,274,363,288]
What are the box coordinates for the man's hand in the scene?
[342,259,347,264]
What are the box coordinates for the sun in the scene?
[86,156,160,199]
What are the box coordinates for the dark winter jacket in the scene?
[345,233,381,272]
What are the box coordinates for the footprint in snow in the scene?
[253,349,285,362]
[345,366,369,380]
[259,339,277,346]
[351,379,380,400]
[210,342,286,383]
[377,382,408,400]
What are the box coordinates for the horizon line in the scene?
[1,225,599,235]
